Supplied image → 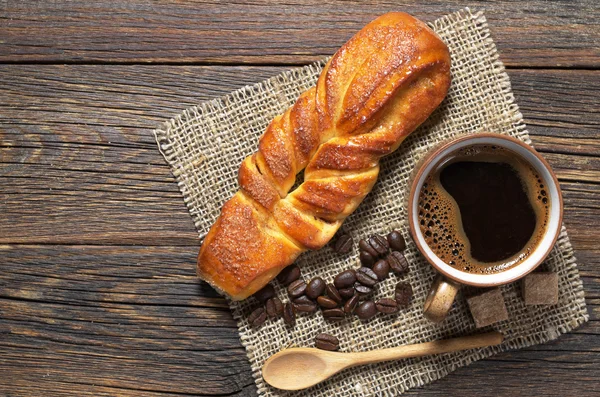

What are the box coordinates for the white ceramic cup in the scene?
[407,133,563,323]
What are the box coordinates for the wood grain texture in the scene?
[1,0,599,67]
[0,245,253,396]
[1,66,599,246]
[0,6,599,393]
[0,244,597,396]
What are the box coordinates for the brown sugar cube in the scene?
[467,288,509,328]
[522,272,559,305]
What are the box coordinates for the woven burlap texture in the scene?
[154,8,588,396]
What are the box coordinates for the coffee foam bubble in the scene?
[417,145,550,274]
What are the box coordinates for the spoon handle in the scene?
[347,331,503,367]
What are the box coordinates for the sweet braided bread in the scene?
[198,12,451,300]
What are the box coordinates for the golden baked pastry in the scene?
[198,12,451,300]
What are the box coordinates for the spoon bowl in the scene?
[262,331,503,390]
[262,348,347,390]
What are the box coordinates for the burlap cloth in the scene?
[154,8,588,396]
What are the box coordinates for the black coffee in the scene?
[418,145,550,274]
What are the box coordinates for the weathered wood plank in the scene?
[0,244,251,395]
[0,244,597,396]
[1,66,598,246]
[0,66,597,145]
[0,1,599,67]
[0,347,254,396]
[0,244,596,317]
[510,70,600,161]
[0,65,600,249]
[406,347,599,396]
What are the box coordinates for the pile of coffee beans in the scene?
[247,229,413,328]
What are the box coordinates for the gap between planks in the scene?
[0,59,598,70]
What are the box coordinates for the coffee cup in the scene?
[407,133,563,323]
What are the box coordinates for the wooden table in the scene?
[1,1,598,396]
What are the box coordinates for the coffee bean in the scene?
[317,296,339,309]
[359,250,376,267]
[356,267,378,287]
[315,333,339,351]
[388,251,409,275]
[325,283,343,304]
[395,282,413,307]
[306,277,326,299]
[387,230,406,252]
[369,234,389,256]
[287,278,307,298]
[293,295,317,313]
[372,259,390,280]
[338,287,356,300]
[253,284,275,303]
[283,302,296,327]
[334,234,353,254]
[277,264,301,286]
[344,294,360,314]
[376,298,399,314]
[359,239,379,258]
[265,297,283,318]
[354,282,372,295]
[334,270,356,289]
[322,308,345,322]
[248,307,267,328]
[355,300,377,320]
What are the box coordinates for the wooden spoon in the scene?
[262,331,503,390]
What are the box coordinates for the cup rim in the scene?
[408,133,563,287]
